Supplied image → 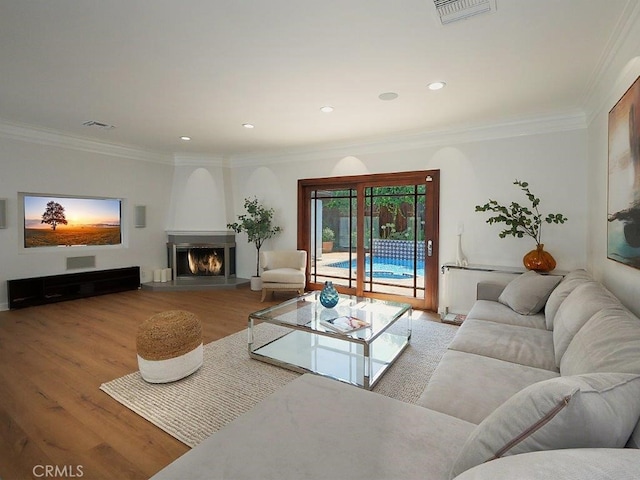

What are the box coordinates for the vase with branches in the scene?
[475,180,567,271]
[227,197,282,279]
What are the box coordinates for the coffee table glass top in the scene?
[248,291,412,389]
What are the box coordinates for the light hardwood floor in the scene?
[0,287,292,480]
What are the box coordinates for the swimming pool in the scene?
[327,256,424,280]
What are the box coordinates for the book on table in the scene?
[320,316,371,334]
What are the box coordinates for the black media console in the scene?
[7,266,140,309]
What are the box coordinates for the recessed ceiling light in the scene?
[320,106,334,113]
[428,81,446,91]
[378,92,399,101]
[180,136,191,141]
[242,123,255,129]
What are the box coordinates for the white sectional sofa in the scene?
[151,269,640,480]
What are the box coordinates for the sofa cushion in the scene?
[448,319,557,371]
[450,373,640,478]
[475,281,506,302]
[560,305,640,375]
[466,300,546,329]
[452,449,640,480]
[544,269,593,330]
[497,271,562,315]
[417,350,558,425]
[628,420,640,449]
[552,281,620,366]
[151,373,475,480]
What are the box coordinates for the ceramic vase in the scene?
[456,234,468,267]
[523,244,556,272]
[319,281,339,308]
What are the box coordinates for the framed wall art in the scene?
[608,75,640,268]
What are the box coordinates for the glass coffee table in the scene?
[248,291,412,390]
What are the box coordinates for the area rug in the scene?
[100,319,457,448]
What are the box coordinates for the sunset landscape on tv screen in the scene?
[23,195,122,248]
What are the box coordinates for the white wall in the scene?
[6,8,639,315]
[166,156,230,232]
[229,127,588,311]
[585,12,640,316]
[0,135,174,309]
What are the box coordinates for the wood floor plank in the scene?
[0,286,289,479]
[0,408,55,480]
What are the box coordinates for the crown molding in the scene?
[230,110,587,167]
[0,119,173,165]
[582,0,640,125]
[0,109,587,170]
[172,153,227,167]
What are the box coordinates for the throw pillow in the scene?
[449,373,640,479]
[497,271,561,315]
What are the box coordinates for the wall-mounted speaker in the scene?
[0,198,6,229]
[134,205,146,228]
[67,255,96,270]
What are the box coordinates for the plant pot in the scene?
[523,244,556,272]
[322,241,334,253]
[250,276,263,291]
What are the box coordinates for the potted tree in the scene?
[475,180,567,271]
[227,197,282,291]
[321,227,335,253]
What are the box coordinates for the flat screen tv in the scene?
[22,193,122,248]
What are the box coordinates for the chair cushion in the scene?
[498,271,561,315]
[262,250,306,270]
[450,373,640,478]
[261,268,305,284]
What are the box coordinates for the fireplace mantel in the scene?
[166,230,232,235]
[166,231,235,245]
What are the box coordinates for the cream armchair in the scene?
[260,250,307,302]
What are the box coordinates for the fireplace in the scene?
[167,232,236,282]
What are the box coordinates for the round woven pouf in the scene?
[136,310,203,384]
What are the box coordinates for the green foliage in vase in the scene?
[227,197,282,276]
[475,180,567,246]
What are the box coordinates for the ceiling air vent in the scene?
[82,120,116,130]
[433,0,496,25]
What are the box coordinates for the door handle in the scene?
[427,239,433,257]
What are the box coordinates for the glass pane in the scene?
[363,185,425,298]
[310,188,357,289]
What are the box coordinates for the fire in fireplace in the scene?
[187,248,223,275]
[167,232,236,282]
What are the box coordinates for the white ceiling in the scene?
[0,1,635,159]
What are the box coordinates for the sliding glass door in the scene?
[298,170,439,311]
